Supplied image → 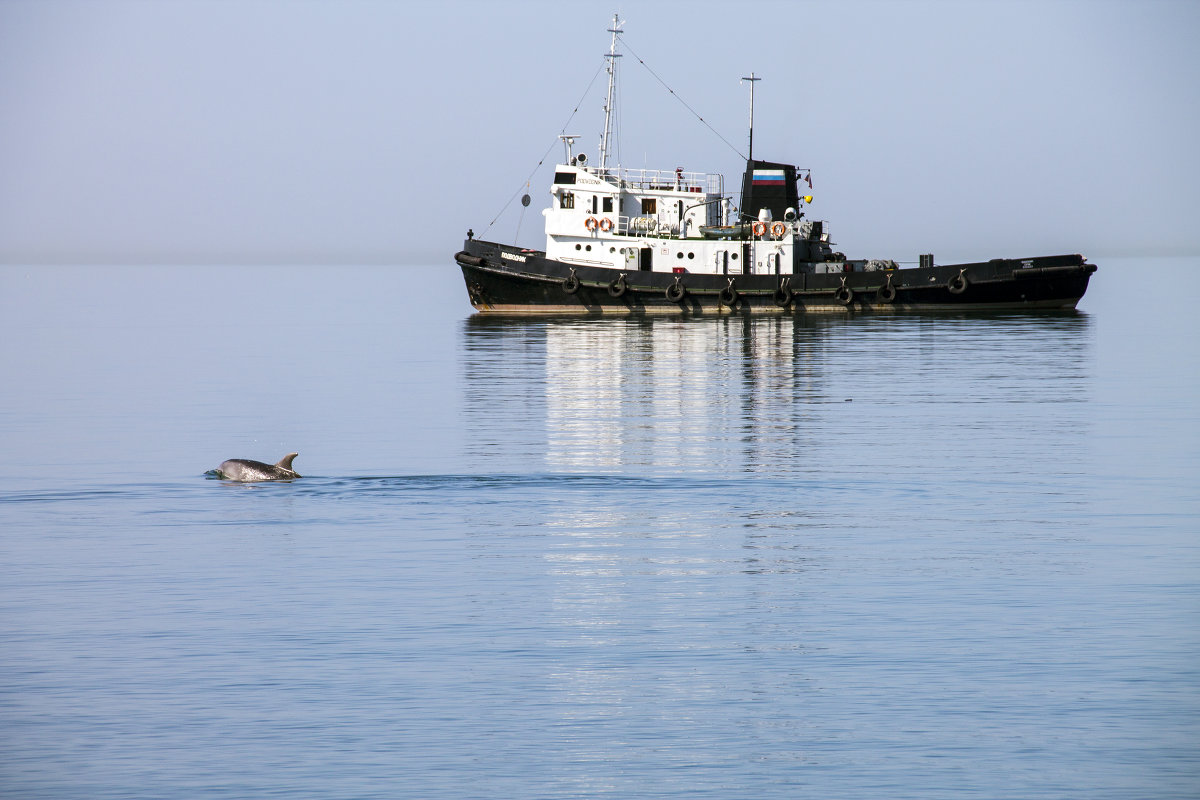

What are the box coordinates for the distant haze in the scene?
[1,0,1197,265]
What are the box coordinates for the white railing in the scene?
[592,166,723,196]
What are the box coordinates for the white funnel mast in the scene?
[598,14,623,172]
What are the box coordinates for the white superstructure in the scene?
[538,14,837,278]
[542,159,838,276]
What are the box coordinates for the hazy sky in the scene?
[1,0,1197,265]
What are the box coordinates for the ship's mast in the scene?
[741,72,760,161]
[599,14,623,172]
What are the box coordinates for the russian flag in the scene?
[752,169,786,186]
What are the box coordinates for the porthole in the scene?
[575,244,582,251]
[609,247,616,253]
[676,252,684,259]
[687,252,695,260]
[586,245,592,251]
[731,253,738,260]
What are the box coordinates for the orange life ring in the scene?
[584,216,599,232]
[771,221,786,238]
[752,221,766,237]
[599,217,614,232]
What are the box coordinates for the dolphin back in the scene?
[215,452,301,481]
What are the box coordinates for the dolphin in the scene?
[214,452,301,482]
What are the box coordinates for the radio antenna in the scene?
[599,14,623,172]
[741,72,760,161]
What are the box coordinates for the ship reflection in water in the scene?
[541,316,825,473]
[453,311,1124,796]
[461,312,1093,478]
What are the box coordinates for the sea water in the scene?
[1,259,1197,798]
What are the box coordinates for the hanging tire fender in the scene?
[718,278,739,307]
[876,277,897,303]
[562,269,581,295]
[773,278,793,308]
[947,270,969,294]
[835,281,854,306]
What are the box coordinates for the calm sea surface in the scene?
[2,259,1198,799]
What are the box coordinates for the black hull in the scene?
[455,240,1096,314]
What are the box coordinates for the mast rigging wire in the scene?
[483,34,748,235]
[617,35,746,162]
[483,62,607,235]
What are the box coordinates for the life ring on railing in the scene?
[771,221,786,238]
[751,221,767,237]
[585,216,599,232]
[599,217,614,232]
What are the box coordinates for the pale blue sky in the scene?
[1,0,1197,265]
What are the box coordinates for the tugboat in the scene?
[454,18,1096,314]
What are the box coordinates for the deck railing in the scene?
[591,166,723,196]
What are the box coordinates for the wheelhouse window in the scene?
[602,197,613,213]
[560,191,575,210]
[641,198,657,214]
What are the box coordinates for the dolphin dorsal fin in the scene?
[276,452,299,470]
